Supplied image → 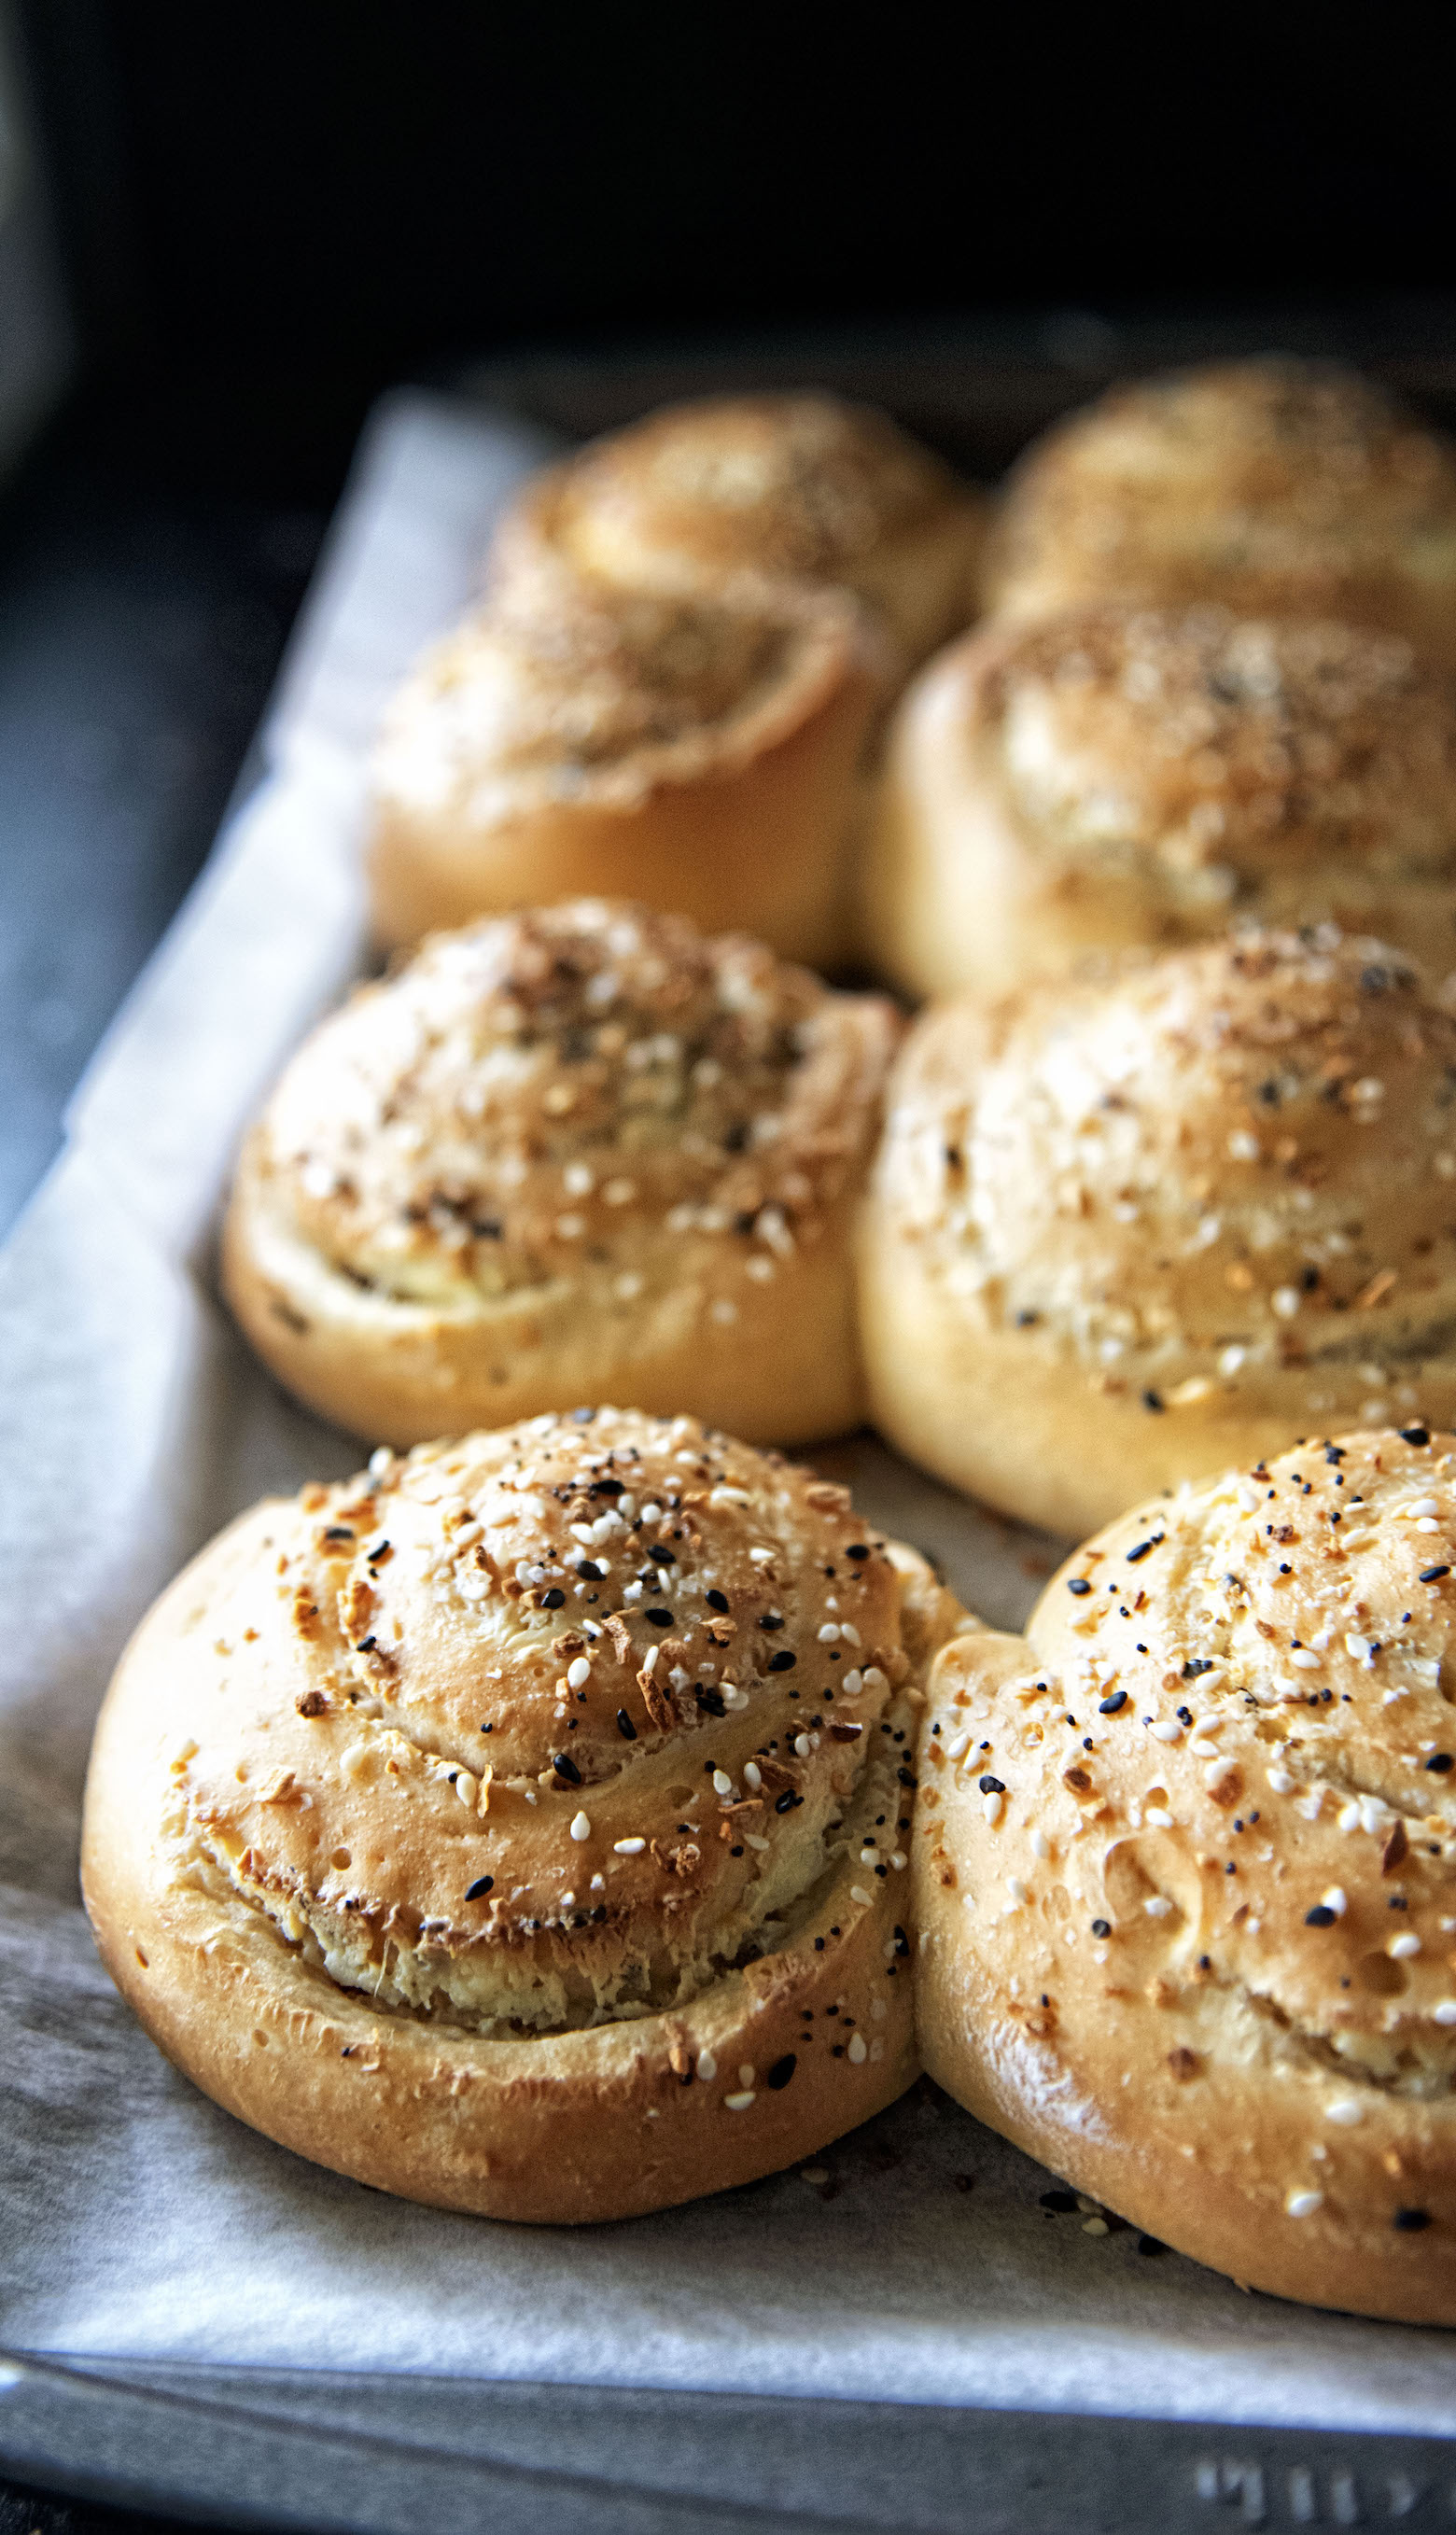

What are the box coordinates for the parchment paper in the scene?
[2,391,1454,2437]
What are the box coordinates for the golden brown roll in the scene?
[914,1424,1456,2323]
[863,601,1456,1002]
[83,1410,964,2221]
[859,930,1456,1540]
[224,899,900,1450]
[489,392,986,673]
[367,571,890,965]
[985,358,1456,658]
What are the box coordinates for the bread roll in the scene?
[490,393,985,673]
[368,573,890,965]
[915,1424,1456,2322]
[224,900,899,1450]
[83,1410,964,2221]
[859,930,1456,1539]
[863,602,1456,1002]
[985,358,1456,659]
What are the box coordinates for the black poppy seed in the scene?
[1126,1534,1164,1563]
[775,1788,802,1814]
[464,1875,494,1901]
[1421,1567,1450,1584]
[1394,2208,1432,2232]
[1305,1904,1337,1926]
[1401,1426,1432,1447]
[766,2054,797,2091]
[1040,2189,1079,2213]
[814,1937,825,1951]
[1137,2235,1167,2257]
[616,1710,637,1741]
[767,1648,797,1671]
[1425,1753,1454,1772]
[576,1561,605,1581]
[1091,1918,1111,1938]
[1068,1577,1093,1597]
[705,1589,729,1612]
[847,1544,870,1562]
[1099,1692,1127,1715]
[540,1588,565,1608]
[552,1752,581,1786]
[1143,1390,1165,1413]
[644,1608,674,1627]
[760,1612,784,1631]
[978,1774,1005,1796]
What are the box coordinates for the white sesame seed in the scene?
[1082,2217,1109,2236]
[1434,2002,1456,2025]
[1143,1896,1173,1918]
[709,1485,750,1507]
[724,2091,756,2110]
[455,1772,477,1807]
[1405,1500,1441,1520]
[1149,1720,1183,1744]
[795,1734,812,1758]
[569,1812,592,1842]
[1204,1758,1239,1793]
[1322,1887,1347,1917]
[945,1730,972,1760]
[613,1838,646,1856]
[982,1791,1003,1825]
[712,1769,733,1795]
[850,1885,873,1905]
[563,1162,594,1197]
[818,1622,841,1644]
[695,2050,718,2080]
[746,1833,769,1851]
[1326,2099,1365,2125]
[1389,1933,1421,1959]
[1285,2190,1323,2219]
[1267,1767,1295,1793]
[847,2033,868,2065]
[1290,1650,1321,1671]
[1227,1129,1260,1162]
[566,1657,591,1690]
[1218,1345,1247,1377]
[862,1667,889,1693]
[1271,1287,1300,1319]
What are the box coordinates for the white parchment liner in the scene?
[1,392,1453,2433]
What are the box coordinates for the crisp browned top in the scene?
[161,1411,914,2032]
[987,359,1456,626]
[990,1426,1456,2090]
[249,900,899,1308]
[969,604,1456,895]
[539,393,966,584]
[372,571,873,819]
[878,930,1456,1358]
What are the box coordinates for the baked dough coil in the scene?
[224,900,900,1449]
[863,601,1456,1002]
[914,1425,1456,2323]
[489,392,986,676]
[859,930,1456,1539]
[367,570,891,966]
[983,358,1456,662]
[82,1410,965,2221]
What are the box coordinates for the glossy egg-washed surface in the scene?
[915,1428,1456,2316]
[986,358,1456,648]
[247,900,896,1314]
[975,604,1456,931]
[165,1410,915,2034]
[882,930,1456,1396]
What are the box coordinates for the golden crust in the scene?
[82,1410,966,2222]
[224,901,899,1449]
[367,573,891,965]
[862,603,1456,1001]
[490,393,986,671]
[915,1425,1456,2323]
[985,359,1456,660]
[859,930,1456,1538]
